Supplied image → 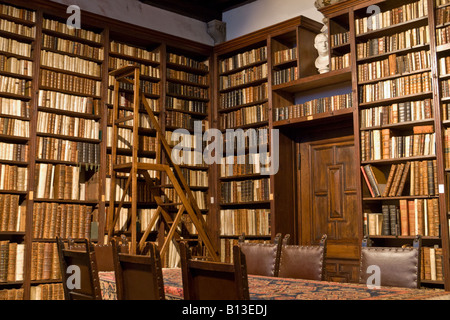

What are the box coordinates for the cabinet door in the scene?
[298,128,360,282]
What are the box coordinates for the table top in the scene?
[99,268,450,300]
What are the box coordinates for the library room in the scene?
[1,0,450,315]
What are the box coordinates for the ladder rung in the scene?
[115,115,134,124]
[158,203,183,207]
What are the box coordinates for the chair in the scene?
[56,237,102,300]
[359,235,422,289]
[111,239,165,300]
[93,235,130,272]
[277,234,327,280]
[237,233,282,277]
[180,241,249,300]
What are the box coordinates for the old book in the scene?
[396,161,410,196]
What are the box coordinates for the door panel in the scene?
[299,131,359,282]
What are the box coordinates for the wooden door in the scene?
[298,126,360,283]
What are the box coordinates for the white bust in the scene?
[314,31,329,74]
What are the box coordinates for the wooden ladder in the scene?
[106,65,219,261]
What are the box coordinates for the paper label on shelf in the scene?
[29,191,33,200]
[210,197,214,204]
[269,193,273,200]
[102,194,105,202]
[439,184,445,194]
[307,116,313,121]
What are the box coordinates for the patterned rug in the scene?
[100,269,450,300]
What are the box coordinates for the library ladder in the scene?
[107,65,219,261]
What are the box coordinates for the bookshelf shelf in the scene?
[272,67,352,93]
[219,59,268,77]
[361,155,437,165]
[41,28,102,47]
[358,91,433,108]
[360,119,435,131]
[357,43,430,63]
[219,77,268,93]
[355,16,428,40]
[218,99,269,113]
[273,107,353,128]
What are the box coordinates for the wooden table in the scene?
[99,268,450,300]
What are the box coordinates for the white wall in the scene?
[222,0,324,41]
[49,0,215,45]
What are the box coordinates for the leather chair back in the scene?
[359,236,421,289]
[238,233,282,277]
[278,234,327,280]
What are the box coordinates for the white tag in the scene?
[210,197,214,204]
[439,184,445,194]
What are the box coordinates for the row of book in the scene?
[0,98,30,118]
[0,54,33,76]
[422,246,444,281]
[110,41,160,62]
[220,178,270,204]
[38,90,101,116]
[220,153,269,177]
[36,136,100,165]
[220,103,269,129]
[165,131,203,149]
[0,3,36,22]
[166,96,207,114]
[0,19,35,38]
[360,127,435,161]
[37,112,100,140]
[109,58,160,80]
[220,238,270,264]
[443,103,450,121]
[0,241,24,282]
[40,50,101,77]
[365,198,439,237]
[163,168,208,187]
[166,82,208,99]
[219,46,267,74]
[330,31,349,48]
[273,46,297,64]
[0,142,28,162]
[331,53,351,71]
[42,34,104,61]
[0,164,27,191]
[220,83,268,109]
[358,50,431,83]
[32,202,92,239]
[355,0,428,35]
[0,117,29,137]
[40,69,101,96]
[360,99,433,128]
[439,56,450,77]
[167,68,207,86]
[273,66,298,85]
[444,128,450,168]
[436,4,450,26]
[220,63,268,90]
[166,149,207,167]
[43,18,102,43]
[0,75,31,96]
[356,26,430,60]
[34,163,98,201]
[0,194,26,232]
[440,79,450,98]
[274,93,352,121]
[31,283,64,300]
[167,52,208,71]
[436,25,450,46]
[220,209,271,236]
[165,110,208,131]
[362,160,438,198]
[0,35,31,57]
[359,72,432,104]
[222,126,270,151]
[30,242,60,281]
